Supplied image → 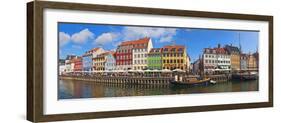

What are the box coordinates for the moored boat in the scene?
[170,76,211,86]
[232,71,258,80]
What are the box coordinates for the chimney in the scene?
[218,44,221,48]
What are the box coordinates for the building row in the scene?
[192,44,259,74]
[59,37,191,74]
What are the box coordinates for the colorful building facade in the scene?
[81,47,105,71]
[116,37,152,70]
[162,45,187,70]
[73,56,83,72]
[248,53,258,70]
[147,48,162,70]
[82,53,92,72]
[93,51,116,71]
[240,54,248,70]
[202,44,231,74]
[225,45,241,71]
[104,52,116,71]
[64,55,77,73]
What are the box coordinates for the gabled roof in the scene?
[214,48,227,54]
[66,55,77,60]
[95,51,115,58]
[162,45,185,52]
[225,45,240,53]
[149,48,162,53]
[120,37,150,46]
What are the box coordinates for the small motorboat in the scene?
[210,80,217,84]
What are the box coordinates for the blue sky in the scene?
[58,23,259,62]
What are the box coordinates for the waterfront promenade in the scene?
[59,73,231,85]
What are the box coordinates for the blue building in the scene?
[82,53,93,71]
[104,52,116,71]
[240,54,248,70]
[82,47,105,72]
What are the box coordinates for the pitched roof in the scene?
[66,55,77,60]
[163,45,185,52]
[214,48,227,54]
[95,51,115,58]
[120,37,150,46]
[90,47,102,52]
[225,45,240,53]
[149,48,162,53]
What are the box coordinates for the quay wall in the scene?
[205,75,231,82]
[60,76,173,85]
[60,74,230,85]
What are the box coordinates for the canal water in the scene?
[58,79,258,99]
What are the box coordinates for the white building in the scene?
[115,37,153,70]
[203,44,231,74]
[132,38,153,70]
[64,55,77,73]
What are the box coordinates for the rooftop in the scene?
[163,45,185,52]
[120,37,150,46]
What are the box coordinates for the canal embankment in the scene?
[59,74,231,85]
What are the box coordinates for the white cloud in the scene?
[94,32,120,46]
[159,35,173,43]
[59,28,94,47]
[59,32,71,46]
[71,28,94,43]
[122,27,177,42]
[71,45,82,49]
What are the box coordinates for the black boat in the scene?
[232,71,258,80]
[170,77,211,86]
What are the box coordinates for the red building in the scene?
[73,57,83,72]
[115,37,150,70]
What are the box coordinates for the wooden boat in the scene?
[232,71,258,80]
[170,76,211,86]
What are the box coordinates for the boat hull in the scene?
[170,79,211,86]
[232,74,258,80]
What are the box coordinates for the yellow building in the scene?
[248,53,258,70]
[93,53,106,71]
[225,45,240,70]
[162,45,187,70]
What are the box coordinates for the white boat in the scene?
[210,80,217,84]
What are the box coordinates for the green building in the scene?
[147,48,162,70]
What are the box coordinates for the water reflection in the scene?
[58,79,258,99]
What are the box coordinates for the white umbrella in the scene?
[152,69,160,72]
[173,69,185,72]
[144,69,152,72]
[136,69,144,73]
[128,69,134,72]
[162,69,172,72]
